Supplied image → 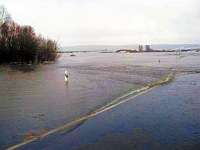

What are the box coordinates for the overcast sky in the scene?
[1,0,200,46]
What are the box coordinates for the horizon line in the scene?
[61,43,200,47]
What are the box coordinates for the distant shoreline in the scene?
[58,49,200,53]
[60,44,200,52]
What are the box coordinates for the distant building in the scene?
[138,45,143,51]
[145,45,152,52]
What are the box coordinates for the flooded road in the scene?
[21,74,200,150]
[0,52,200,149]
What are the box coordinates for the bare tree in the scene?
[0,4,12,28]
[0,5,59,64]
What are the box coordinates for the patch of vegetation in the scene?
[0,5,60,65]
[148,73,175,88]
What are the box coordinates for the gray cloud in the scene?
[1,0,200,46]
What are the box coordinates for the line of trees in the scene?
[0,5,59,64]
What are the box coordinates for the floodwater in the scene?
[0,52,200,149]
[24,74,200,150]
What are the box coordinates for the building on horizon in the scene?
[145,45,152,52]
[138,45,143,51]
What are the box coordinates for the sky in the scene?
[1,0,200,46]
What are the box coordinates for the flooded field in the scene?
[0,52,200,149]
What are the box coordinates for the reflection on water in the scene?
[0,52,200,148]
